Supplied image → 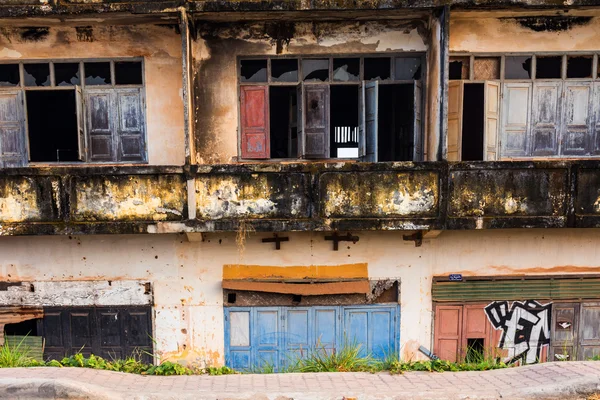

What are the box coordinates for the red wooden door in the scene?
[434,305,462,362]
[240,85,269,159]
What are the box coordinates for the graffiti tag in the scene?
[484,300,551,364]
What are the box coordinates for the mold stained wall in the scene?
[193,20,429,164]
[0,25,185,165]
[450,15,600,52]
[1,229,600,364]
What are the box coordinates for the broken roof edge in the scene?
[0,0,598,20]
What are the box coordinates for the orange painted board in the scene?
[223,263,368,281]
[222,279,370,296]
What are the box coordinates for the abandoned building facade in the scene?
[1,0,600,369]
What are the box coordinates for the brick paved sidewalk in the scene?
[0,361,600,400]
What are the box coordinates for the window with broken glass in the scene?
[0,59,146,167]
[238,54,425,162]
[449,53,600,160]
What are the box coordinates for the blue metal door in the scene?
[225,305,399,372]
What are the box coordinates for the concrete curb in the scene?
[0,377,124,400]
[501,375,600,399]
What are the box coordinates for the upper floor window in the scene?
[0,59,146,167]
[449,53,600,161]
[238,54,424,162]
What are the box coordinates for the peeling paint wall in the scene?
[193,20,429,164]
[450,14,600,53]
[0,25,184,165]
[1,229,600,365]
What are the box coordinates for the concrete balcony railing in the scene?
[0,161,598,235]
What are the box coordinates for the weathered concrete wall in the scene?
[1,229,600,365]
[0,25,184,166]
[193,20,429,164]
[450,14,600,53]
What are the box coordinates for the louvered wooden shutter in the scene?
[302,85,329,159]
[240,85,269,159]
[116,88,146,162]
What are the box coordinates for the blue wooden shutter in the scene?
[254,308,281,370]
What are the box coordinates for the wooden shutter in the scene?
[562,82,592,156]
[240,85,269,159]
[447,81,463,161]
[550,302,579,362]
[0,91,26,167]
[75,86,87,161]
[413,80,423,161]
[483,81,500,161]
[531,81,561,157]
[301,85,329,159]
[86,90,114,161]
[296,84,304,158]
[434,305,462,362]
[578,302,600,360]
[501,82,532,158]
[116,88,146,162]
[358,82,366,159]
[364,81,378,162]
[593,83,600,155]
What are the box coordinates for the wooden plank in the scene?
[222,279,370,296]
[223,263,368,281]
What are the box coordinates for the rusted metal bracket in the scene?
[262,234,289,250]
[403,231,423,247]
[324,232,359,251]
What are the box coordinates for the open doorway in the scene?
[378,84,414,162]
[461,83,484,161]
[26,90,79,162]
[269,87,297,158]
[330,86,359,158]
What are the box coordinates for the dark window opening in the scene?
[228,293,237,304]
[395,57,421,80]
[271,59,298,83]
[365,57,391,81]
[54,63,80,86]
[333,58,359,82]
[378,84,414,162]
[465,338,485,363]
[5,319,40,336]
[0,64,20,86]
[461,83,484,161]
[27,90,79,162]
[84,62,111,85]
[115,61,143,85]
[449,57,469,80]
[241,60,267,83]
[567,56,592,79]
[23,63,50,87]
[330,85,359,159]
[536,56,562,79]
[292,295,302,303]
[302,59,329,82]
[505,56,532,79]
[269,86,297,158]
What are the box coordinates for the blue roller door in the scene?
[224,305,399,371]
